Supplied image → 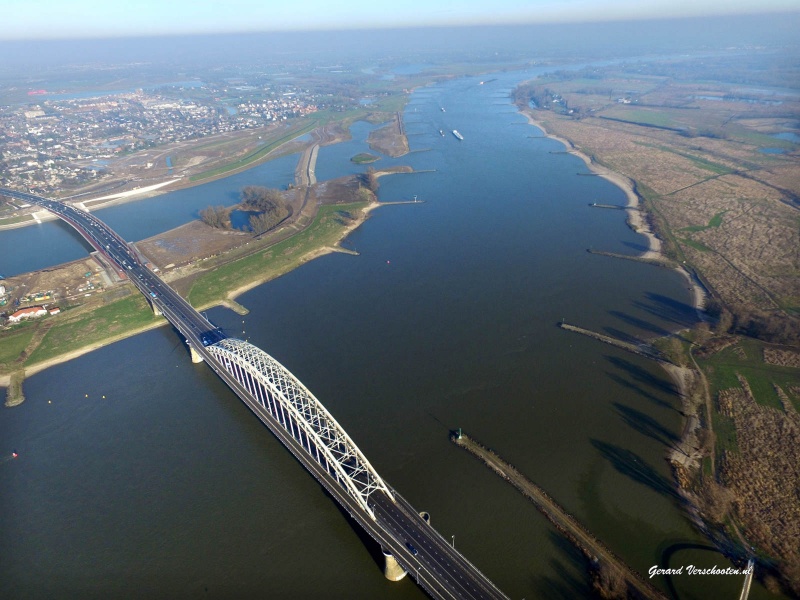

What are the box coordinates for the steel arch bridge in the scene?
[208,338,394,519]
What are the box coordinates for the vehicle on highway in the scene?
[405,542,419,556]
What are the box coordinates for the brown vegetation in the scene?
[358,167,379,193]
[763,347,800,368]
[367,112,409,157]
[717,377,800,595]
[516,59,800,593]
[240,186,290,233]
[515,64,800,348]
[199,205,229,229]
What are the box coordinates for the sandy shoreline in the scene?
[0,185,175,231]
[1,320,167,388]
[520,111,711,487]
[522,110,706,313]
[2,199,383,391]
[211,200,382,308]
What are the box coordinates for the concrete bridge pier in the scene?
[189,344,204,364]
[382,548,407,581]
[149,300,162,316]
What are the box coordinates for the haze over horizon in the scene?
[4,0,799,40]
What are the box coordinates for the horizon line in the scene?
[2,9,799,43]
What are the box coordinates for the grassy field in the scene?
[680,211,726,233]
[603,107,679,128]
[26,295,157,366]
[698,338,799,413]
[187,202,368,309]
[0,214,37,225]
[1,203,369,374]
[0,325,36,370]
[189,121,318,181]
[351,153,380,164]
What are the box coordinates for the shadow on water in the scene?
[321,485,387,576]
[602,326,648,346]
[591,439,678,500]
[613,402,679,447]
[656,541,729,600]
[622,240,649,253]
[606,372,677,412]
[606,356,677,397]
[54,218,95,253]
[608,310,673,338]
[530,530,593,599]
[633,293,698,329]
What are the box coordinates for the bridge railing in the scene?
[208,338,394,519]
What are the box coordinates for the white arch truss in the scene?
[208,338,394,519]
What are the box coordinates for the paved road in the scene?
[2,188,509,600]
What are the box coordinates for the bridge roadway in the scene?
[3,188,509,600]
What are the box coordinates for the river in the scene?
[0,68,777,599]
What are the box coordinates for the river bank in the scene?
[521,108,714,451]
[2,319,167,390]
[1,118,412,392]
[202,198,383,310]
[1,193,391,394]
[0,124,320,232]
[0,182,181,231]
[521,109,707,316]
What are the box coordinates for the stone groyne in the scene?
[452,431,668,600]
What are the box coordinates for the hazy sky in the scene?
[3,0,798,40]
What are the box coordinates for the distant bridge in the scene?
[2,188,508,600]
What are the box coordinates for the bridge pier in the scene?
[382,548,407,581]
[189,345,204,364]
[419,511,430,524]
[149,300,162,316]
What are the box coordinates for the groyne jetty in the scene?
[586,249,675,269]
[589,203,635,210]
[452,431,669,600]
[559,322,664,361]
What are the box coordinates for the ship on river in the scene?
[452,130,464,140]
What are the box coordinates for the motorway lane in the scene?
[373,491,506,600]
[3,189,219,342]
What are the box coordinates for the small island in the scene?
[350,153,380,164]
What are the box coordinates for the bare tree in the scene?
[241,186,285,211]
[199,205,228,229]
[249,211,285,235]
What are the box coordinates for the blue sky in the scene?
[2,0,797,40]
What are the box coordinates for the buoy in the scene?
[387,260,391,264]
[85,394,88,398]
[12,451,18,459]
[102,395,106,399]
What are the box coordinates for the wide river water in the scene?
[1,68,777,599]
